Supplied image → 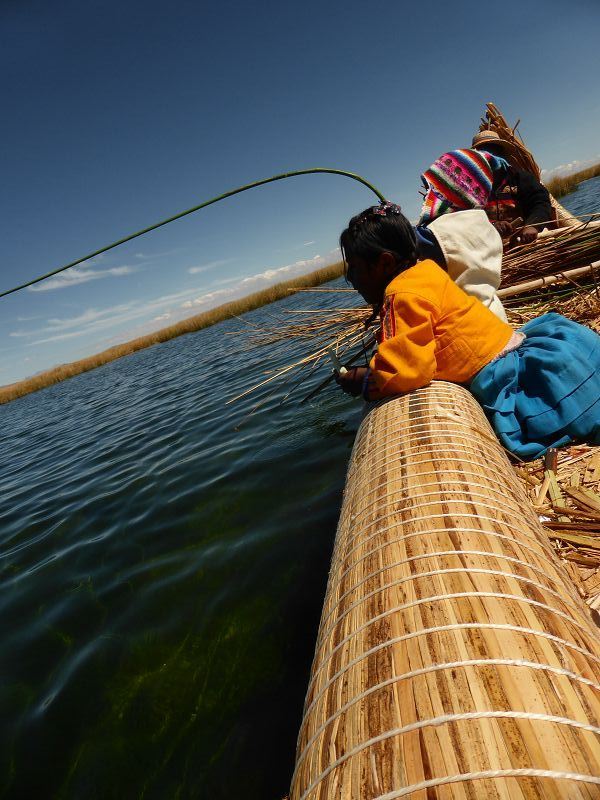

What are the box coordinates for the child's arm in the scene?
[367,292,437,399]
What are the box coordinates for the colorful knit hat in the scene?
[418,148,509,226]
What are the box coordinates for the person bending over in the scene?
[418,142,552,247]
[471,130,553,244]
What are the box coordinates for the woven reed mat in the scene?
[289,381,600,800]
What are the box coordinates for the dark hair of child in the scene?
[339,203,418,278]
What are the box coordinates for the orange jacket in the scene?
[367,259,513,399]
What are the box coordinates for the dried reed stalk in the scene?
[478,103,541,179]
[227,307,376,404]
[498,262,600,299]
[502,220,600,285]
[512,445,600,584]
[290,383,600,800]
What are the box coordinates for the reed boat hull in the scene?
[289,383,600,800]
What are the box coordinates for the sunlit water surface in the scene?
[1,179,598,800]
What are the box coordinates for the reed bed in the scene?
[545,164,600,200]
[0,263,344,404]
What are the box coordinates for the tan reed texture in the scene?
[289,382,600,800]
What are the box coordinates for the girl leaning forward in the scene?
[337,202,600,461]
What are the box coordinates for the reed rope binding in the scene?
[296,622,600,747]
[0,169,386,299]
[329,542,574,606]
[336,512,559,559]
[330,529,569,602]
[308,591,594,692]
[319,563,583,634]
[374,770,600,799]
[295,662,600,776]
[321,550,569,627]
[298,713,600,800]
[339,485,541,526]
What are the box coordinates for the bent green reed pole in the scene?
[0,168,387,299]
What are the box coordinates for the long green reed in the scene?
[0,263,344,404]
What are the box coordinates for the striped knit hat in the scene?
[418,148,508,226]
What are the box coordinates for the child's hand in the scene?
[335,366,367,397]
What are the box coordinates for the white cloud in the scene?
[17,283,228,347]
[188,258,232,274]
[209,275,240,287]
[178,256,331,313]
[303,240,316,246]
[46,305,133,330]
[134,248,181,260]
[31,330,92,344]
[27,263,138,292]
[240,255,324,286]
[541,155,600,181]
[11,303,133,341]
[14,253,334,351]
[181,289,232,308]
[242,269,283,283]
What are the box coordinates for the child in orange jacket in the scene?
[336,202,600,460]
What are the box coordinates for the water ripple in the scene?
[0,280,367,799]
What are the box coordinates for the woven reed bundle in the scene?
[289,382,600,800]
[478,102,579,228]
[501,222,600,286]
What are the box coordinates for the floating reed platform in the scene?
[290,382,600,799]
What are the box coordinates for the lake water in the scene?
[0,282,367,799]
[1,177,598,800]
[558,173,600,217]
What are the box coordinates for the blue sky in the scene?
[1,0,599,384]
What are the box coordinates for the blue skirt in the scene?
[470,313,600,460]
